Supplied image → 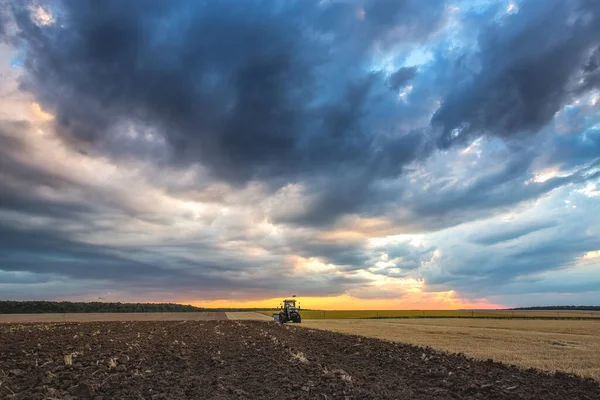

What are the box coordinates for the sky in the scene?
[0,0,599,310]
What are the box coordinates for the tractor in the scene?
[273,298,301,323]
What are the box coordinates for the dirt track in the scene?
[225,312,273,321]
[1,321,599,399]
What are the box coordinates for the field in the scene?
[2,320,600,399]
[301,319,600,381]
[0,312,228,323]
[259,309,600,319]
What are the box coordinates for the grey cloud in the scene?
[315,0,448,58]
[0,223,183,281]
[0,123,96,219]
[0,3,8,39]
[489,291,600,308]
[376,242,436,275]
[0,120,368,298]
[433,0,600,146]
[398,146,600,233]
[422,198,600,296]
[265,232,373,271]
[388,66,417,90]
[0,220,367,299]
[277,127,431,227]
[0,270,51,284]
[10,0,447,187]
[269,0,598,229]
[470,221,558,246]
[13,0,596,235]
[361,0,448,46]
[580,45,600,90]
[549,126,600,168]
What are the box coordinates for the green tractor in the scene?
[273,298,301,323]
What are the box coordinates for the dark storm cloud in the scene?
[10,0,447,186]
[0,122,366,297]
[433,0,600,147]
[264,0,600,228]
[5,0,598,227]
[13,0,598,233]
[276,127,431,227]
[0,223,176,281]
[0,220,367,297]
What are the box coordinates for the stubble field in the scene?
[1,320,599,399]
[301,318,600,381]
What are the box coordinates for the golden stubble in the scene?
[301,318,600,381]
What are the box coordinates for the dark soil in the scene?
[0,321,598,399]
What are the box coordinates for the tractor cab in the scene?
[282,299,299,313]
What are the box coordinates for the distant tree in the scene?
[510,306,600,311]
[0,301,206,313]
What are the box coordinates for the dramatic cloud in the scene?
[0,0,599,307]
[11,0,446,183]
[433,0,600,146]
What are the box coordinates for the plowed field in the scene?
[1,321,598,399]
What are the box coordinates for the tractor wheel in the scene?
[279,312,286,323]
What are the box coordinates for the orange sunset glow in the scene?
[188,293,502,311]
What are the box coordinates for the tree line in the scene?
[0,301,280,314]
[510,305,600,311]
[0,301,207,314]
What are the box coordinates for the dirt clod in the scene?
[71,382,95,399]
